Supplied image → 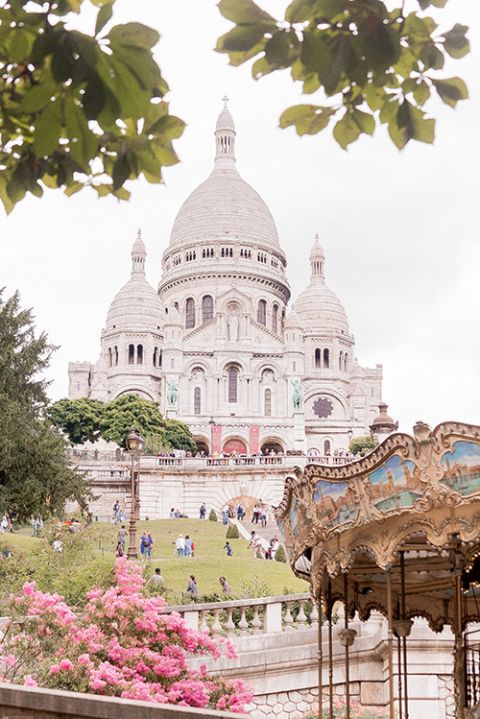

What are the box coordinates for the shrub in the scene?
[0,558,252,712]
[208,509,218,522]
[274,545,287,563]
[226,524,240,539]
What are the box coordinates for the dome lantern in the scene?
[214,95,236,169]
[131,228,146,274]
[310,233,325,279]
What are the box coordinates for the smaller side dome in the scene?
[370,403,398,434]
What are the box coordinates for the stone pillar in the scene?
[293,411,306,452]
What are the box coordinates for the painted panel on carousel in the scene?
[288,497,300,538]
[365,454,422,512]
[440,441,480,496]
[312,479,359,528]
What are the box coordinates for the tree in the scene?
[274,545,287,563]
[0,0,185,213]
[216,0,469,149]
[0,289,90,520]
[47,398,105,444]
[49,394,197,452]
[349,435,377,456]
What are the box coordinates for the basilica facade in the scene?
[68,103,387,456]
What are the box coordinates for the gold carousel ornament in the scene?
[276,421,480,719]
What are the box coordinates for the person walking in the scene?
[191,540,196,557]
[219,576,232,595]
[199,503,207,519]
[140,531,148,558]
[115,540,124,558]
[175,533,185,558]
[146,532,153,559]
[184,534,192,558]
[186,574,198,597]
[117,525,127,552]
[224,541,233,557]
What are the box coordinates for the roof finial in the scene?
[214,97,236,168]
[314,232,319,241]
[222,95,229,108]
[137,227,142,240]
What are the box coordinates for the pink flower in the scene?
[78,654,91,665]
[23,676,38,687]
[59,659,73,671]
[3,654,16,668]
[48,664,60,675]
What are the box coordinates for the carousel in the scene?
[276,421,480,719]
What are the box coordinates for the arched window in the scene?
[344,353,348,371]
[128,344,135,365]
[272,304,278,334]
[228,367,239,403]
[158,350,162,368]
[315,348,321,368]
[194,387,201,415]
[324,439,331,456]
[202,295,214,322]
[108,348,112,367]
[257,299,266,326]
[185,297,195,329]
[114,346,118,366]
[136,345,143,364]
[153,347,158,367]
[323,348,330,368]
[264,388,272,417]
[339,351,343,370]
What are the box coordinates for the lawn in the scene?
[1,519,308,603]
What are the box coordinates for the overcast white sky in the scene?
[0,0,478,433]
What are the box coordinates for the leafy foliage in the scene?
[0,289,90,520]
[216,0,469,149]
[0,0,185,213]
[48,394,196,452]
[209,509,218,522]
[349,435,377,456]
[274,544,287,563]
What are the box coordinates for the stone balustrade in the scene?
[163,593,316,636]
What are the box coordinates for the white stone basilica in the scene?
[69,102,387,457]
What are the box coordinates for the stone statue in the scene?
[292,379,303,411]
[227,312,239,342]
[166,379,178,407]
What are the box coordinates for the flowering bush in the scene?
[0,558,251,713]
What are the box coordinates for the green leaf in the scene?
[323,35,356,95]
[252,55,272,79]
[5,28,35,63]
[64,181,83,197]
[417,0,448,8]
[442,24,470,59]
[333,111,361,149]
[33,99,63,158]
[228,39,267,67]
[413,79,431,105]
[148,113,185,140]
[112,153,130,189]
[364,85,386,112]
[216,25,267,53]
[420,42,444,70]
[389,99,435,149]
[218,0,276,26]
[95,3,113,35]
[286,0,346,23]
[64,97,98,169]
[264,30,298,69]
[279,104,336,135]
[20,84,56,114]
[108,22,159,50]
[432,77,468,108]
[352,109,375,135]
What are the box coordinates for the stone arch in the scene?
[114,387,155,402]
[223,437,248,455]
[193,435,209,455]
[260,437,285,455]
[304,390,348,416]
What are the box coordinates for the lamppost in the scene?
[208,416,215,456]
[126,427,144,559]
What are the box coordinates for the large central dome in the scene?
[168,102,280,250]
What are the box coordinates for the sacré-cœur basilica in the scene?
[68,101,395,458]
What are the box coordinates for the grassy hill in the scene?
[0,519,307,603]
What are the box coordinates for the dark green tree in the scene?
[349,435,378,456]
[0,0,184,213]
[216,0,469,149]
[47,398,105,444]
[0,289,90,520]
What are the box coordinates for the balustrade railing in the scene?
[163,593,316,636]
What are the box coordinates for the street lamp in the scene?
[126,427,144,559]
[208,416,215,457]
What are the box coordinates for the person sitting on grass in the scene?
[147,567,164,593]
[219,576,232,596]
[224,541,233,557]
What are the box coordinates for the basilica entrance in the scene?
[260,440,284,455]
[223,438,247,456]
[194,438,209,455]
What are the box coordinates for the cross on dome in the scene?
[222,95,229,107]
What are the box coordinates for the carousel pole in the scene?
[318,589,323,719]
[453,539,466,719]
[400,552,409,719]
[344,573,351,719]
[387,569,395,719]
[328,579,334,719]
